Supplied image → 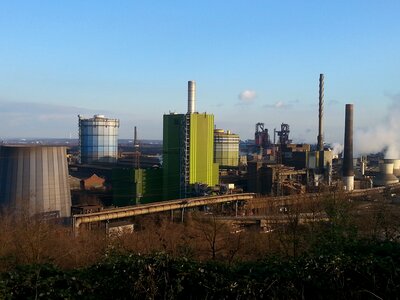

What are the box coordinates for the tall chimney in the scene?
[188,80,196,114]
[317,74,324,151]
[134,126,138,147]
[343,104,354,190]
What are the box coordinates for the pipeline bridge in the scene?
[72,183,400,233]
[72,193,256,232]
[246,183,400,210]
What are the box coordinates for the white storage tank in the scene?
[78,114,120,164]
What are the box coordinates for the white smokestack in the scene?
[188,80,196,114]
[343,176,354,191]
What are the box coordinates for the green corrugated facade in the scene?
[112,168,136,206]
[162,114,185,200]
[112,168,163,206]
[163,113,219,200]
[189,113,218,186]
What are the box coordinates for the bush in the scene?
[1,240,400,299]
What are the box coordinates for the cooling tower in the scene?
[342,104,354,191]
[0,145,71,217]
[374,159,399,186]
[393,159,400,177]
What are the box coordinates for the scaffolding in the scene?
[180,114,191,198]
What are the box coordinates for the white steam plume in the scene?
[355,94,400,159]
[331,143,344,158]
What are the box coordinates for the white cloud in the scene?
[264,100,289,109]
[238,90,256,104]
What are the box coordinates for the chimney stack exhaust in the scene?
[134,126,138,147]
[317,74,324,151]
[188,80,196,114]
[343,104,354,190]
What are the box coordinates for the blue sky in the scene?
[0,1,399,144]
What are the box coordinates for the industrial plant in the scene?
[3,3,399,297]
[1,75,400,233]
[163,81,218,200]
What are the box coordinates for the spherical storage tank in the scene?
[78,114,120,164]
[0,145,71,217]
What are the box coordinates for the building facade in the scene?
[78,114,119,164]
[189,113,218,185]
[163,112,218,200]
[112,167,163,206]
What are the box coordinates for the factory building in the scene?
[281,144,311,170]
[0,145,71,217]
[214,129,240,168]
[247,162,307,196]
[78,114,119,164]
[163,113,186,200]
[112,167,163,206]
[247,161,273,195]
[255,123,270,149]
[163,81,219,200]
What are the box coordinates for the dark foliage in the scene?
[1,239,400,299]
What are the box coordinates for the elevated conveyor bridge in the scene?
[72,183,400,234]
[72,193,255,233]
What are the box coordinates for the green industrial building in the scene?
[189,113,218,186]
[112,167,163,206]
[162,113,185,200]
[162,81,219,200]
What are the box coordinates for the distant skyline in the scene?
[1,1,399,146]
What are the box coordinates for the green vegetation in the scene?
[1,191,400,298]
[1,240,400,299]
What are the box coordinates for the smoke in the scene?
[238,90,256,104]
[355,93,400,159]
[331,143,344,158]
